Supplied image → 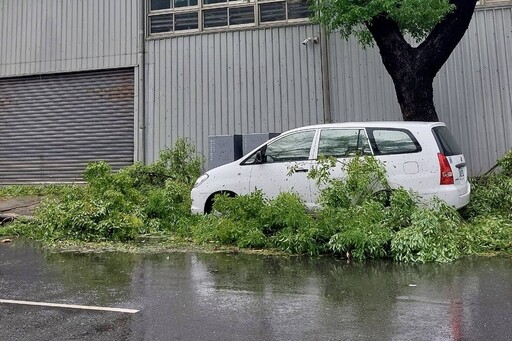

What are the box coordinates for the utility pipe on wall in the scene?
[136,0,147,163]
[320,28,332,124]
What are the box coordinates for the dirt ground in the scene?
[0,197,41,223]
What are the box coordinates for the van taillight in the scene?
[438,153,454,185]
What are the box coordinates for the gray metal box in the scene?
[242,133,280,155]
[208,134,243,170]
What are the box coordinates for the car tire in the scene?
[204,191,236,214]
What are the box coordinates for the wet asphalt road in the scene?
[1,242,512,341]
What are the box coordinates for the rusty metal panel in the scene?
[0,68,134,183]
[145,25,325,164]
[0,0,140,77]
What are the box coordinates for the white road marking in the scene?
[0,299,139,314]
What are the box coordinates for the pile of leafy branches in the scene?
[2,139,203,242]
[457,149,512,255]
[192,152,512,262]
[2,140,511,263]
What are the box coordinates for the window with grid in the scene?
[477,0,512,5]
[148,0,311,35]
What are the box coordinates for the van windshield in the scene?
[432,126,462,156]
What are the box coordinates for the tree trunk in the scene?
[366,16,439,121]
[365,0,478,122]
[392,73,438,122]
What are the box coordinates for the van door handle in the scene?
[455,162,466,169]
[295,168,309,173]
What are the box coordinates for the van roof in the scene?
[289,121,445,131]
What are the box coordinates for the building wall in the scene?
[322,5,512,175]
[1,1,510,176]
[328,36,402,123]
[0,0,145,164]
[0,0,141,77]
[145,25,325,164]
[147,5,512,174]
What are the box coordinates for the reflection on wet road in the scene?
[1,242,511,340]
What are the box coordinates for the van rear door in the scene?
[432,126,468,194]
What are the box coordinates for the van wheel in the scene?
[204,198,214,214]
[374,189,393,207]
[204,191,236,214]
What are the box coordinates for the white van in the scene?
[191,122,471,214]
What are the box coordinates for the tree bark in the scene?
[366,0,478,122]
[394,73,437,121]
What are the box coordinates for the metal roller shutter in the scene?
[0,68,134,184]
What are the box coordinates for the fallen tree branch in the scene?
[0,201,40,213]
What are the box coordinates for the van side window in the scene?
[265,130,315,162]
[367,128,421,155]
[318,129,371,157]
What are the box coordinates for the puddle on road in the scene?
[2,242,511,340]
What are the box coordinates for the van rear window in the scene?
[432,126,462,156]
[367,128,421,155]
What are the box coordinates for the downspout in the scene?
[137,0,146,163]
[320,28,332,123]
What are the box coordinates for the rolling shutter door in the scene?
[0,68,134,184]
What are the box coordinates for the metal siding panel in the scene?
[50,0,57,69]
[70,0,78,70]
[190,37,198,142]
[0,0,140,77]
[133,66,140,162]
[184,37,192,139]
[434,6,512,175]
[273,29,282,131]
[192,36,201,150]
[171,38,179,146]
[146,44,156,163]
[286,29,296,129]
[226,33,235,134]
[154,41,163,154]
[146,25,325,166]
[178,37,185,138]
[326,6,511,175]
[329,34,402,123]
[0,2,5,74]
[253,31,261,133]
[12,1,19,74]
[265,29,274,132]
[219,34,228,134]
[119,0,126,64]
[42,0,50,71]
[247,32,256,132]
[232,32,241,132]
[213,34,221,134]
[0,68,135,183]
[144,7,511,174]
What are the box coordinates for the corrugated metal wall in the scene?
[434,6,512,174]
[328,35,402,123]
[145,25,324,164]
[0,68,134,183]
[2,0,507,176]
[328,5,512,175]
[0,0,140,77]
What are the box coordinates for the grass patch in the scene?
[0,184,74,198]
